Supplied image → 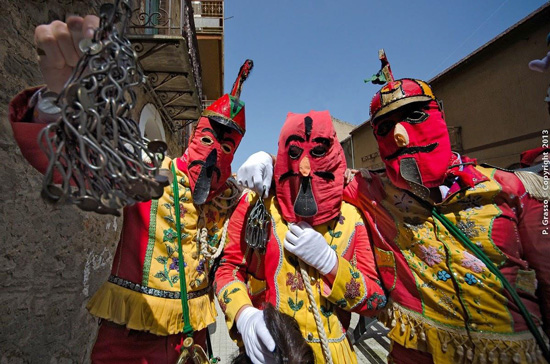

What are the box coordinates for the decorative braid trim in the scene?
[108,275,211,300]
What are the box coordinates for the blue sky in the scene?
[223,0,547,169]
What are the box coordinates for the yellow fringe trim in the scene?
[87,281,217,336]
[379,301,548,363]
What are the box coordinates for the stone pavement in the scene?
[209,300,390,363]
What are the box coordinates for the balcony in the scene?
[192,0,224,34]
[192,0,224,106]
[127,0,204,140]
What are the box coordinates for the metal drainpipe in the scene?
[350,135,355,169]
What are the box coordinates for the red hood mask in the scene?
[185,60,253,204]
[274,110,346,226]
[370,79,452,197]
[372,100,452,195]
[185,114,244,204]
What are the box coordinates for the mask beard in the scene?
[399,158,430,199]
[293,177,318,217]
[190,149,218,205]
[379,101,452,191]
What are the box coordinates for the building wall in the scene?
[1,1,126,363]
[331,116,355,142]
[430,6,550,168]
[350,124,385,170]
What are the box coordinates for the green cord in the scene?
[431,208,550,361]
[171,162,194,337]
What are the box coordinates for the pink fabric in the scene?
[274,110,346,225]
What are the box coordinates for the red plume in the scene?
[230,59,254,98]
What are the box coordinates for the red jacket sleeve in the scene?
[9,87,53,176]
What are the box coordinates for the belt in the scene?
[108,275,211,300]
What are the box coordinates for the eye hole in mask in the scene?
[405,110,429,124]
[221,143,233,154]
[374,120,395,137]
[201,136,214,146]
[289,145,303,159]
[310,144,328,158]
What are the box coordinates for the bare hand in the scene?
[34,15,99,93]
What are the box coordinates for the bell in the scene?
[176,337,194,364]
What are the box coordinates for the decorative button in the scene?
[307,333,313,340]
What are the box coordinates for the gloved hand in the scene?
[284,222,338,275]
[236,306,276,364]
[236,151,273,198]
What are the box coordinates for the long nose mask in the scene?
[188,149,220,205]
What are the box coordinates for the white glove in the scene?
[236,151,273,198]
[236,306,276,364]
[284,222,338,275]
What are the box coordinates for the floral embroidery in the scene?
[286,272,304,292]
[328,225,342,239]
[169,257,187,272]
[419,245,443,266]
[456,220,483,239]
[338,214,345,225]
[179,203,188,216]
[461,251,486,273]
[320,304,334,333]
[465,273,478,285]
[366,292,387,310]
[196,259,206,274]
[344,279,361,300]
[437,270,451,281]
[335,298,347,308]
[207,233,220,247]
[393,193,414,212]
[219,287,241,312]
[163,228,177,242]
[288,297,304,313]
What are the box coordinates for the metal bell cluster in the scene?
[37,0,169,216]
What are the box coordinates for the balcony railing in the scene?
[128,0,185,36]
[192,0,223,33]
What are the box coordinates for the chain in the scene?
[37,0,168,216]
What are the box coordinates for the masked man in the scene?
[215,110,386,364]
[8,15,253,363]
[240,79,550,364]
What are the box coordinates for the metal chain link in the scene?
[245,187,271,253]
[37,0,168,216]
